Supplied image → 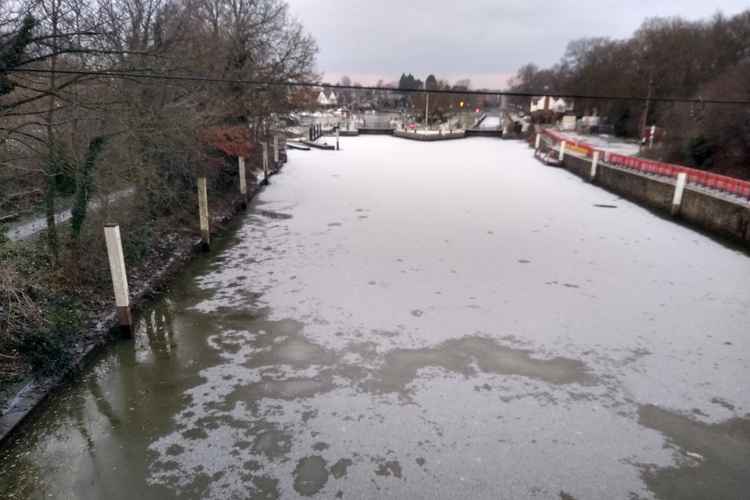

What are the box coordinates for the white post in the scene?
[262,142,269,184]
[671,172,688,216]
[649,125,656,148]
[104,224,132,333]
[535,133,541,150]
[559,140,567,162]
[238,156,247,196]
[590,151,599,181]
[273,135,279,165]
[198,176,210,247]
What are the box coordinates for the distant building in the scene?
[530,96,573,113]
[317,90,338,107]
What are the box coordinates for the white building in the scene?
[317,91,338,107]
[530,96,573,113]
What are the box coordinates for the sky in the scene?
[285,0,749,89]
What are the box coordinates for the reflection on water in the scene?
[1,138,749,500]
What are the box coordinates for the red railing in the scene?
[539,129,750,201]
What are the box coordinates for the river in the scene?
[1,137,749,499]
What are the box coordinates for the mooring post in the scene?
[238,156,248,208]
[239,156,247,196]
[273,135,279,167]
[535,133,541,150]
[559,140,567,162]
[198,176,210,249]
[671,172,688,216]
[590,151,599,181]
[336,127,340,150]
[262,142,269,185]
[104,223,132,334]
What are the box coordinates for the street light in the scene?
[424,80,429,131]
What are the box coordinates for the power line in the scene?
[6,67,750,105]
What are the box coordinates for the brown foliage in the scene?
[200,127,256,159]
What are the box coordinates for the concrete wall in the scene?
[465,130,502,138]
[554,147,750,248]
[393,130,465,141]
[681,189,750,243]
[358,128,394,135]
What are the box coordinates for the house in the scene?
[317,90,338,107]
[530,96,574,113]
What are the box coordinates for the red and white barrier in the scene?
[539,129,750,201]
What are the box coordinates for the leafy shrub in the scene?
[16,297,82,377]
[122,221,155,264]
[686,135,717,168]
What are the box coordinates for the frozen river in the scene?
[1,137,748,499]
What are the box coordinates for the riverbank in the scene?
[0,165,283,444]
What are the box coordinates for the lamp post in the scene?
[424,80,429,131]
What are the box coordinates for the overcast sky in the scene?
[285,0,749,89]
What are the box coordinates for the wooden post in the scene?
[197,176,210,248]
[559,140,567,162]
[273,135,279,166]
[590,151,599,181]
[336,127,340,150]
[104,224,132,334]
[535,133,541,150]
[262,142,269,185]
[671,172,687,216]
[238,156,247,196]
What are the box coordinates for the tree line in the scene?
[330,72,498,122]
[507,10,750,178]
[1,0,316,262]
